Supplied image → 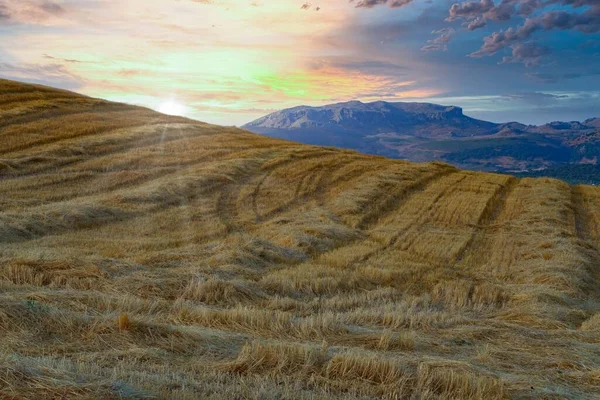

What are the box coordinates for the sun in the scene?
[157,100,186,116]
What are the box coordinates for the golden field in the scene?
[1,78,600,399]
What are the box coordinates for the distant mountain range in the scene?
[243,101,600,184]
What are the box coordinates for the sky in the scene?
[0,0,599,126]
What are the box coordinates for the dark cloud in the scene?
[447,0,541,31]
[39,1,65,15]
[470,4,600,63]
[518,0,541,16]
[299,4,322,11]
[43,54,87,64]
[350,0,599,67]
[539,8,600,34]
[455,1,600,64]
[501,42,550,67]
[448,0,494,23]
[447,0,531,22]
[350,0,414,9]
[0,2,10,20]
[470,24,534,57]
[449,0,501,29]
[0,0,66,23]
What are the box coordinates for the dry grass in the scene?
[416,362,505,400]
[222,341,328,376]
[1,78,600,398]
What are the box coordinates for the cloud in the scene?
[539,8,600,34]
[471,5,600,61]
[421,28,455,51]
[431,28,455,43]
[446,0,542,32]
[0,0,67,25]
[0,62,84,89]
[466,17,486,30]
[447,0,494,25]
[0,4,9,20]
[444,0,600,64]
[39,1,65,15]
[42,54,90,64]
[421,44,447,51]
[470,22,537,58]
[505,91,569,104]
[526,70,600,83]
[501,42,550,67]
[330,60,409,75]
[350,0,599,66]
[447,0,539,26]
[349,0,414,9]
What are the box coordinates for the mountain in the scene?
[243,100,600,181]
[584,117,600,128]
[2,79,600,399]
[245,100,497,139]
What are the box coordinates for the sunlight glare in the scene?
[157,100,187,116]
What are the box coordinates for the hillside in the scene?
[1,79,600,399]
[243,101,600,178]
[517,164,600,185]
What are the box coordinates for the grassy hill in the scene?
[1,78,600,399]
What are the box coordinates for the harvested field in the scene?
[1,79,600,399]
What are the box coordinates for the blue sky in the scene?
[0,0,599,125]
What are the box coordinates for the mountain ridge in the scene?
[244,100,599,133]
[243,100,600,179]
[244,100,498,138]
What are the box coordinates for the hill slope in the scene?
[243,101,600,178]
[2,79,600,399]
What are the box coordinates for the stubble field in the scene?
[1,79,600,399]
